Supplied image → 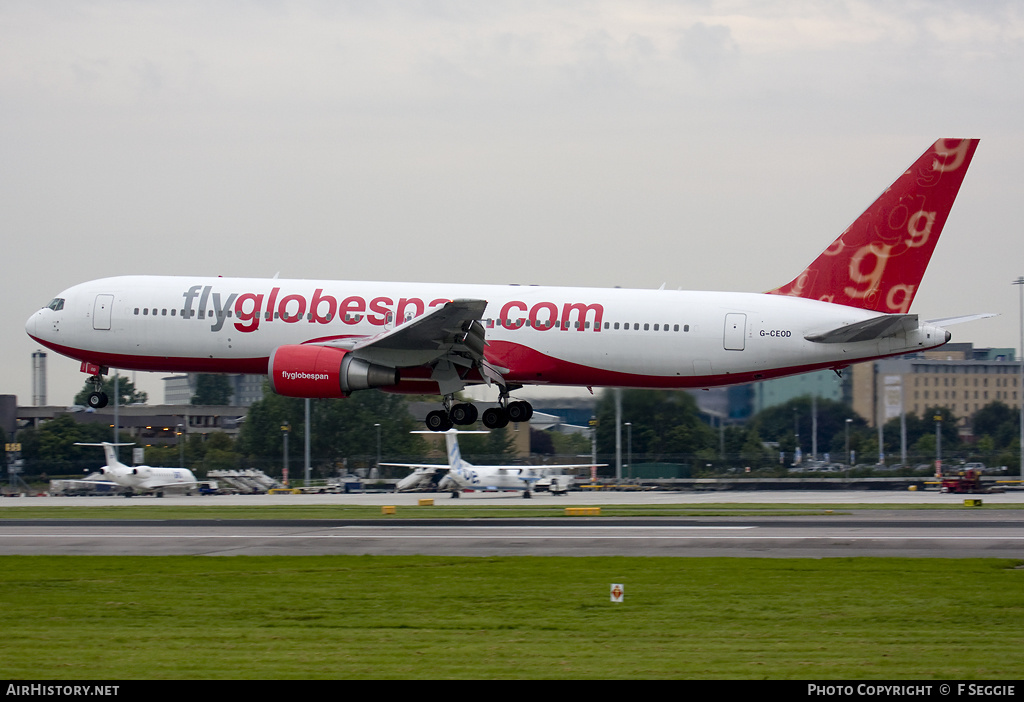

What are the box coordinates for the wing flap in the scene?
[354,299,487,352]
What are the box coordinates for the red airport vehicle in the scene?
[939,468,1003,494]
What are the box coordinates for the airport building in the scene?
[16,404,248,445]
[749,369,846,416]
[850,343,1019,433]
[1,395,16,438]
[163,373,266,407]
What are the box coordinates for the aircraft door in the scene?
[723,313,746,351]
[93,294,114,331]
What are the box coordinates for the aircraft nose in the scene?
[25,311,38,339]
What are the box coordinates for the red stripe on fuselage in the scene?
[485,340,934,389]
[31,334,938,392]
[28,335,270,375]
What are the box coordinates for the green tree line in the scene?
[595,391,1022,475]
[15,385,1022,479]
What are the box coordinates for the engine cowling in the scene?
[269,345,399,398]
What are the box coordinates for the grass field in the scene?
[2,555,1022,679]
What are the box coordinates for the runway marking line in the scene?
[4,533,1024,541]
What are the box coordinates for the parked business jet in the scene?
[27,139,980,431]
[383,430,597,498]
[73,442,198,497]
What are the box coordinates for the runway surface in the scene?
[3,489,1024,558]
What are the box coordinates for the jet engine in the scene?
[269,345,398,398]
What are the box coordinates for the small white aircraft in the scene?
[384,430,601,498]
[73,442,198,497]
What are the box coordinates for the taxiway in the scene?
[2,489,1022,558]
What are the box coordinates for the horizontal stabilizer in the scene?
[925,313,998,326]
[805,315,918,344]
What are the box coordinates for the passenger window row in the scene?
[131,308,367,322]
[131,307,691,333]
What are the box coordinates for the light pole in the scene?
[877,390,884,467]
[794,408,800,465]
[844,417,852,479]
[281,422,291,485]
[589,416,598,483]
[304,399,311,486]
[112,373,119,459]
[900,382,908,467]
[811,395,818,461]
[375,423,381,477]
[177,422,184,468]
[625,422,632,480]
[614,388,622,481]
[1016,276,1024,480]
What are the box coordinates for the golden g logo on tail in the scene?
[768,138,979,313]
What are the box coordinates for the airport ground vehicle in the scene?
[938,468,1004,494]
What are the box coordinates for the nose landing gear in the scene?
[85,371,109,409]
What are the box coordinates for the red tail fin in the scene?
[767,138,979,312]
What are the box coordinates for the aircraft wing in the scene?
[805,314,919,344]
[517,465,607,481]
[541,464,608,469]
[379,463,446,470]
[320,299,498,393]
[136,477,197,490]
[522,464,608,472]
[323,299,487,366]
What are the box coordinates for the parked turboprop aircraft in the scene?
[73,442,198,497]
[27,140,980,431]
[383,430,598,498]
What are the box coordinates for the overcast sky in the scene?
[3,1,1023,406]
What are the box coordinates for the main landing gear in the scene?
[424,394,534,432]
[86,374,109,409]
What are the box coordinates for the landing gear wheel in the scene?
[507,400,533,423]
[87,392,109,409]
[522,490,532,499]
[425,410,453,432]
[449,403,478,426]
[450,490,461,499]
[482,406,509,429]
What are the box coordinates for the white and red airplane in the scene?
[26,139,980,431]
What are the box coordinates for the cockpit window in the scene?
[46,298,65,311]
